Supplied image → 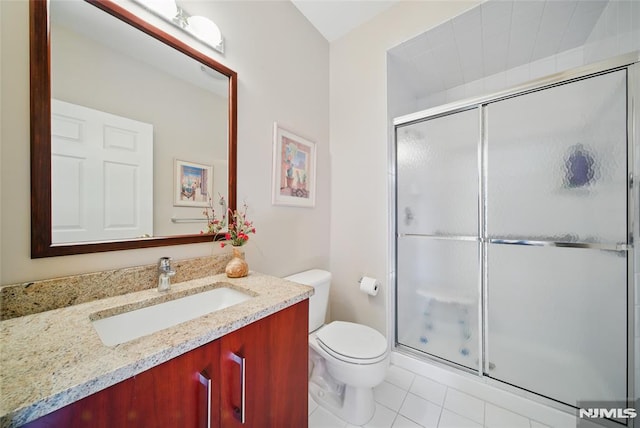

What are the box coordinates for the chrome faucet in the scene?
[158,257,176,291]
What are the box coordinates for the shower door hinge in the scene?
[630,173,634,189]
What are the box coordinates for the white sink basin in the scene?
[92,286,252,346]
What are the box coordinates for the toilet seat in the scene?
[316,321,387,364]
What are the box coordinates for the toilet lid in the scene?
[316,321,387,361]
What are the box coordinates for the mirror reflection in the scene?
[50,0,229,244]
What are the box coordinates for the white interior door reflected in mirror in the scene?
[51,99,153,243]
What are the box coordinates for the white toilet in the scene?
[285,269,389,426]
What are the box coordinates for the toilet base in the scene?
[309,381,376,426]
[308,355,376,426]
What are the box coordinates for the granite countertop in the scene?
[0,271,313,428]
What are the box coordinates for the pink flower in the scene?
[201,198,256,246]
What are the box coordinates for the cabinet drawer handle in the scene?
[229,352,246,424]
[198,370,212,428]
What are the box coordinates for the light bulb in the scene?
[136,0,178,21]
[186,15,223,48]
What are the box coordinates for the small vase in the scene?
[225,246,248,278]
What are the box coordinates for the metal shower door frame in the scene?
[391,52,639,423]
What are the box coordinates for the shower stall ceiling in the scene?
[388,0,640,117]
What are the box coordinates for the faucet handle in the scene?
[157,257,175,292]
[159,256,172,271]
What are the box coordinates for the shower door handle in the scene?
[488,238,631,252]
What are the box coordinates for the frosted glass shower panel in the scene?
[486,70,627,243]
[486,244,627,406]
[396,108,479,236]
[396,237,479,370]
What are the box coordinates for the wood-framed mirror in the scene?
[30,0,237,258]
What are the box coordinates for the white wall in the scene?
[0,0,329,284]
[0,0,4,285]
[329,1,479,335]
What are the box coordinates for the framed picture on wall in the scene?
[174,159,213,207]
[272,123,317,207]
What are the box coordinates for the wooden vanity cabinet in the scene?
[220,299,309,427]
[25,339,220,428]
[25,300,308,428]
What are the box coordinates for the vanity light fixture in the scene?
[187,15,223,52]
[133,0,225,54]
[135,0,177,21]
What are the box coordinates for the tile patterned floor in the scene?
[308,364,557,428]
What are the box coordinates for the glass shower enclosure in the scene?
[394,58,636,415]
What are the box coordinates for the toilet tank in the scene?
[284,269,331,333]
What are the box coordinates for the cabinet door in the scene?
[131,339,220,428]
[25,340,220,428]
[219,300,309,428]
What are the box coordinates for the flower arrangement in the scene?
[202,198,256,248]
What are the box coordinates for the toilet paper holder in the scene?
[358,276,379,296]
